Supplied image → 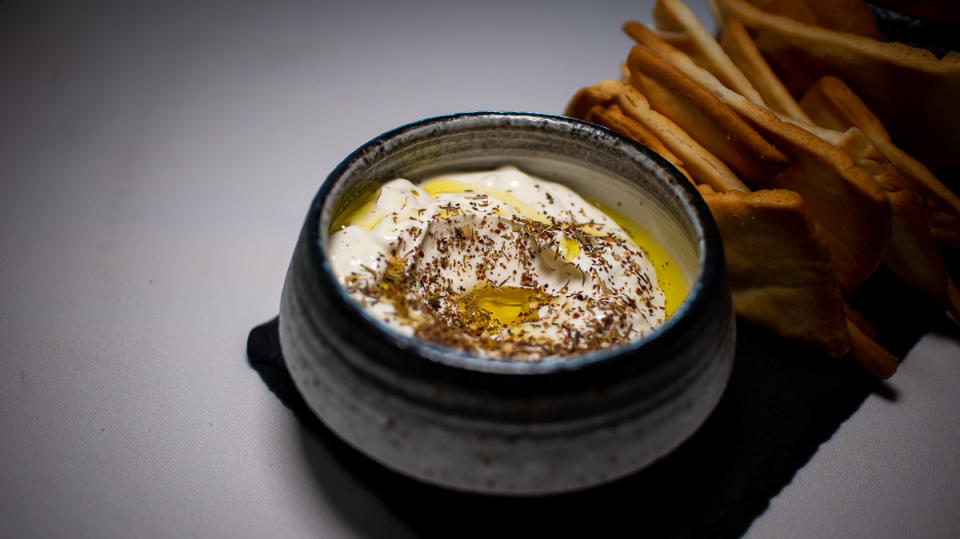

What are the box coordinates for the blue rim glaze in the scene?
[304,112,724,378]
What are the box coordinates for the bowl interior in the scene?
[315,112,708,371]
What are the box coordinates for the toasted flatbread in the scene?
[643,0,765,105]
[834,134,960,320]
[566,80,749,192]
[845,303,878,338]
[698,186,850,357]
[625,39,891,291]
[800,76,960,247]
[762,116,960,336]
[702,184,901,376]
[718,18,811,122]
[798,0,883,39]
[587,103,689,178]
[739,0,883,39]
[734,84,960,322]
[645,0,810,122]
[713,0,960,170]
[847,318,898,379]
[731,0,818,25]
[622,33,788,183]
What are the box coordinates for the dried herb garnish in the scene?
[344,211,664,360]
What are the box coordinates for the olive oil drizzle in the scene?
[344,215,663,358]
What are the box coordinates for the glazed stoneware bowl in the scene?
[279,112,735,495]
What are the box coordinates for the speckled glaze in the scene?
[279,112,735,495]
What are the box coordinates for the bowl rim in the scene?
[304,111,724,377]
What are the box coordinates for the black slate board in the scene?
[248,263,951,538]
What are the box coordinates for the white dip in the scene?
[327,166,666,359]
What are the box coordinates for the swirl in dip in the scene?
[328,166,672,359]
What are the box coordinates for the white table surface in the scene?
[1,0,958,537]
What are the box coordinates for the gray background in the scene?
[1,0,958,537]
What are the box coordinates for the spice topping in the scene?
[328,166,667,359]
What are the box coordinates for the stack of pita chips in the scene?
[566,0,960,378]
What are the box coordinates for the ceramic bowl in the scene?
[279,112,735,495]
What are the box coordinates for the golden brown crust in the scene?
[564,0,957,377]
[699,186,851,357]
[805,0,883,39]
[847,319,899,379]
[586,103,693,182]
[624,36,892,292]
[800,76,960,247]
[719,18,811,122]
[843,143,960,319]
[739,0,818,25]
[648,0,766,105]
[845,304,879,339]
[799,76,888,138]
[713,0,960,170]
[623,38,789,183]
[565,79,749,192]
[750,0,883,39]
[791,122,960,335]
[738,110,892,292]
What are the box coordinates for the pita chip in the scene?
[565,79,749,192]
[641,0,766,106]
[835,134,960,320]
[847,319,898,379]
[800,75,960,247]
[625,40,891,291]
[713,0,960,170]
[698,186,851,357]
[735,0,883,39]
[718,18,811,123]
[622,32,788,183]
